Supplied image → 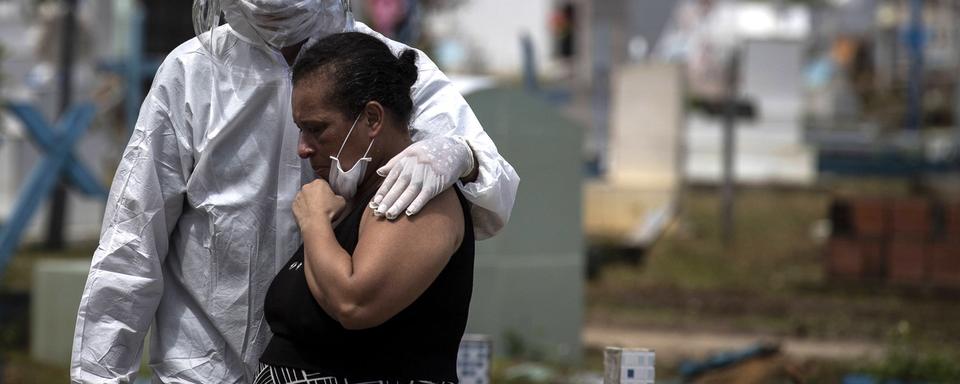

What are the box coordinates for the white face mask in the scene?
[328,114,375,200]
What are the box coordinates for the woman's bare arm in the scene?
[300,189,464,329]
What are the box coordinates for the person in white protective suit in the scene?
[70,0,520,382]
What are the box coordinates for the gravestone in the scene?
[464,88,584,362]
[604,347,655,384]
[608,62,683,187]
[585,63,682,247]
[30,258,152,370]
[740,39,804,123]
[457,334,492,384]
[30,259,90,365]
[685,39,815,185]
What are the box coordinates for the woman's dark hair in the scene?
[292,32,419,123]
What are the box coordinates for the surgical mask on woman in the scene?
[329,114,375,200]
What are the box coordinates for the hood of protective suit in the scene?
[222,0,350,49]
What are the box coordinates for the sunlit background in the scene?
[2,0,960,382]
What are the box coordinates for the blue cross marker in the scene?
[0,102,105,274]
[6,103,108,197]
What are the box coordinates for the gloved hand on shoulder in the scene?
[371,135,476,220]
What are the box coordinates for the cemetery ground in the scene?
[3,181,960,383]
[584,182,960,383]
[1,242,93,383]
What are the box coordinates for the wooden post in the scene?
[721,51,741,247]
[48,0,79,250]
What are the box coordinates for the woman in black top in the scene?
[256,32,475,383]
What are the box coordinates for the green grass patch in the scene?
[635,187,829,292]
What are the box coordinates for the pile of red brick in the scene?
[826,197,960,287]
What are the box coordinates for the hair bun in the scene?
[398,49,419,89]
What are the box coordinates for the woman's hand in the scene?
[293,179,347,229]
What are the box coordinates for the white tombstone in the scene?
[457,334,492,384]
[30,259,90,365]
[604,347,655,384]
[586,62,682,247]
[740,39,804,124]
[684,39,816,185]
[608,62,683,189]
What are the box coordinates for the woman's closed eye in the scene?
[299,122,329,137]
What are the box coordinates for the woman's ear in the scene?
[363,101,385,138]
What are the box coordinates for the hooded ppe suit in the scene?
[71,1,519,382]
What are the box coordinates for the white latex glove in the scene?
[371,136,475,220]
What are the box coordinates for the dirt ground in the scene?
[584,185,960,382]
[587,281,960,347]
[582,326,885,362]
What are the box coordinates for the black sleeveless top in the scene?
[260,188,475,382]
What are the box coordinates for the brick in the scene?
[890,198,931,238]
[827,238,863,279]
[887,239,927,284]
[850,199,886,237]
[929,242,960,288]
[827,238,886,280]
[946,204,960,238]
[861,240,885,279]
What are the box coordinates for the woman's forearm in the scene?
[300,219,362,323]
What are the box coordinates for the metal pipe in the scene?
[905,0,924,132]
[721,50,740,247]
[48,0,79,250]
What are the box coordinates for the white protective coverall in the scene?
[71,1,519,383]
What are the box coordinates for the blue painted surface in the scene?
[678,343,780,379]
[5,103,109,198]
[817,151,960,176]
[902,0,926,132]
[0,103,100,276]
[843,373,930,384]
